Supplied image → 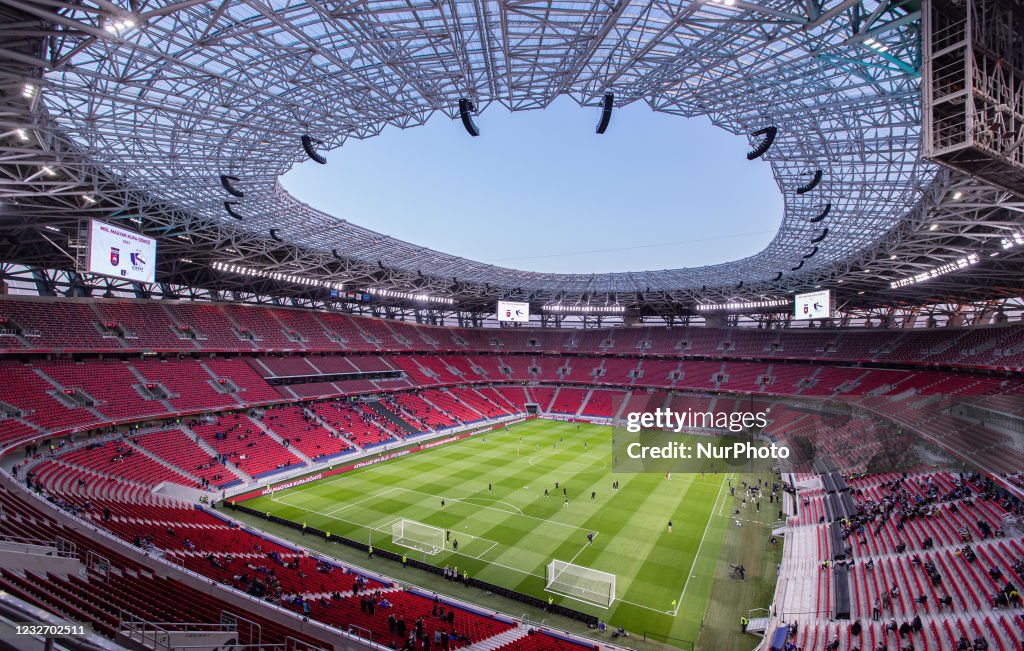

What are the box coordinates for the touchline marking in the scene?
[274,500,401,538]
[527,453,607,473]
[671,472,731,617]
[279,434,475,497]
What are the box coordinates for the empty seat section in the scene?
[134,427,228,487]
[191,413,304,478]
[39,359,164,421]
[261,404,354,460]
[311,400,399,446]
[132,358,238,411]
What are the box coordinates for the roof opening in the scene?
[282,97,782,274]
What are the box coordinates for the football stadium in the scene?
[0,0,1023,649]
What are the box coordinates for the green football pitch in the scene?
[244,420,752,643]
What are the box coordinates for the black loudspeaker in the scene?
[224,202,244,220]
[796,169,823,195]
[809,202,831,223]
[301,135,327,164]
[746,126,777,160]
[220,174,244,197]
[596,93,614,134]
[458,99,480,137]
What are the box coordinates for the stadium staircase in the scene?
[574,390,592,418]
[180,424,252,484]
[418,392,461,422]
[610,390,632,421]
[800,367,822,394]
[461,626,530,651]
[303,405,363,451]
[124,363,177,412]
[196,361,248,407]
[248,413,314,466]
[745,616,771,634]
[32,367,108,424]
[366,401,420,436]
[541,387,559,412]
[122,437,205,486]
[468,388,509,416]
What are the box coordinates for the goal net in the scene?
[545,559,616,608]
[392,519,444,555]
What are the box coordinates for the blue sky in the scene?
[282,97,783,274]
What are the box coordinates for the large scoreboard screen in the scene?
[87,220,157,283]
[497,301,530,323]
[794,289,832,320]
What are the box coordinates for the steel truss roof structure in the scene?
[0,0,1022,318]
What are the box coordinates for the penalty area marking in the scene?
[392,487,593,534]
[459,496,524,516]
[272,486,402,518]
[527,453,607,473]
[325,487,402,516]
[566,532,598,566]
[267,489,670,616]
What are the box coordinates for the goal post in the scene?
[545,559,616,608]
[392,519,444,555]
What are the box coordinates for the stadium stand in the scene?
[774,471,1024,651]
[549,388,589,415]
[1,297,1024,651]
[133,426,234,488]
[579,390,624,418]
[3,297,1024,371]
[260,404,356,462]
[191,413,305,479]
[311,399,399,448]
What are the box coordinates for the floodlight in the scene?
[810,227,829,243]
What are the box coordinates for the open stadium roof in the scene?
[1,0,1023,315]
